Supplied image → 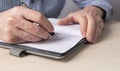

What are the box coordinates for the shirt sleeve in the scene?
[73,0,112,20]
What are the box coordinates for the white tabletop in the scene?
[0,20,120,71]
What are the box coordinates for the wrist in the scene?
[83,5,106,19]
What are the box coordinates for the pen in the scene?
[21,2,57,38]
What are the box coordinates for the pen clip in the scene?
[30,0,34,3]
[21,2,31,9]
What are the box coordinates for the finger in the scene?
[12,27,43,42]
[86,12,97,43]
[58,14,73,25]
[4,37,26,44]
[95,19,104,41]
[15,19,50,39]
[8,37,27,44]
[3,32,26,44]
[22,8,54,32]
[74,15,88,37]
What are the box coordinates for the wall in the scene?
[59,0,120,21]
[59,0,79,18]
[110,0,120,21]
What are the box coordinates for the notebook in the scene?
[0,18,87,59]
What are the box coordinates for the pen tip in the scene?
[49,32,57,38]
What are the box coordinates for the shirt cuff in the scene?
[90,0,113,20]
[73,0,113,20]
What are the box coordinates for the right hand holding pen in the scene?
[0,6,54,44]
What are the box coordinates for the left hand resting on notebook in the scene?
[58,6,105,43]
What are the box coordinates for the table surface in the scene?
[0,20,120,71]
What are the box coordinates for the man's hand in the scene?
[0,6,54,44]
[58,6,105,43]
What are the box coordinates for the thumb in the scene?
[58,15,73,25]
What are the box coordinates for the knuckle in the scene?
[6,16,16,25]
[13,6,22,11]
[37,13,44,22]
[12,6,23,15]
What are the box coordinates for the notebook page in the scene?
[20,18,84,53]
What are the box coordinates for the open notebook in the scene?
[0,18,87,59]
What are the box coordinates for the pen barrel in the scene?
[21,2,31,9]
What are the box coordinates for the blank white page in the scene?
[20,18,83,53]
